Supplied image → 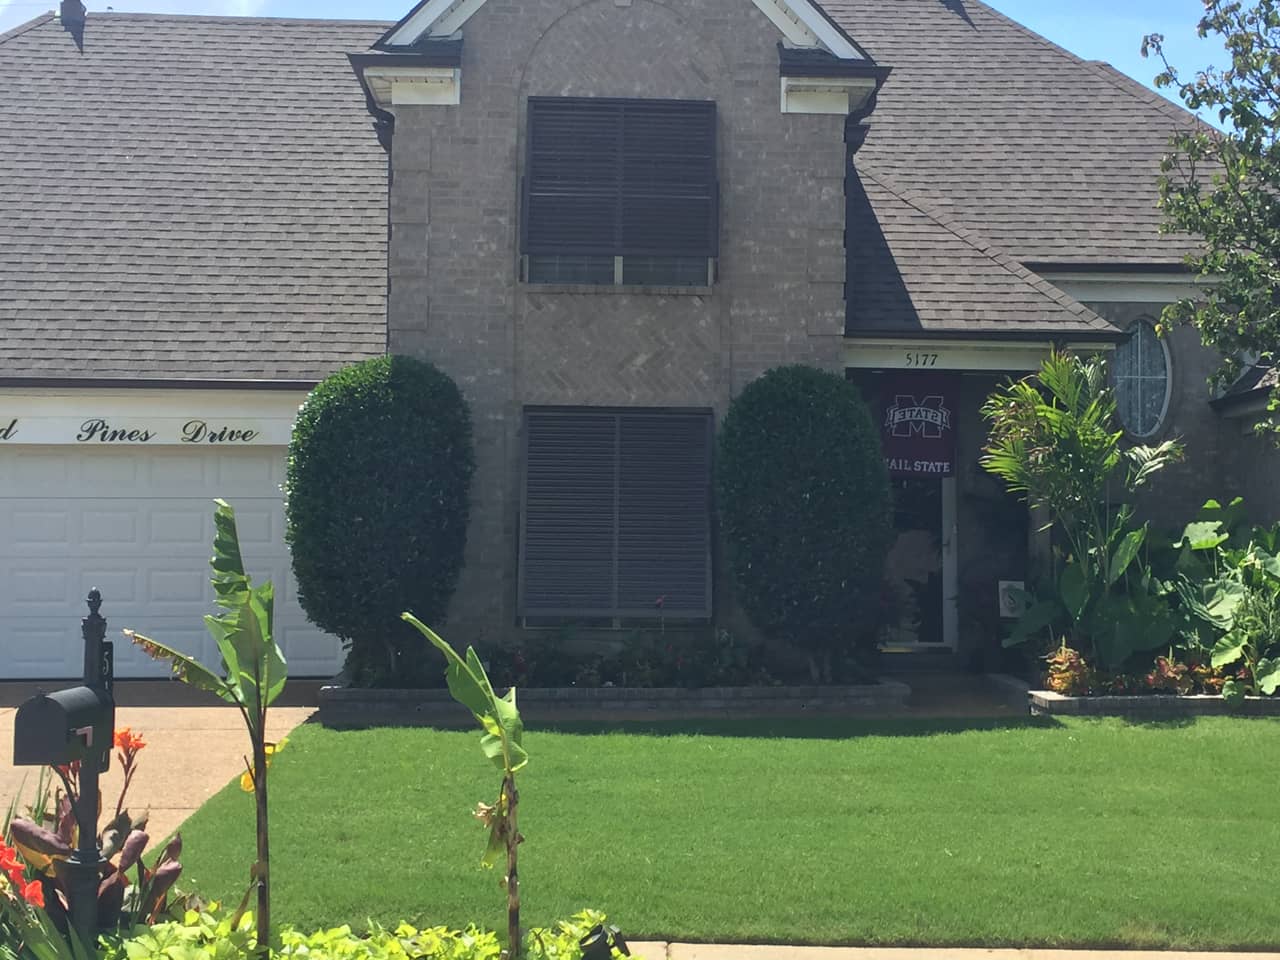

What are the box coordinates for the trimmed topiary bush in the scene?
[716,365,892,681]
[285,355,474,687]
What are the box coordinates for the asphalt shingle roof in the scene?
[0,13,390,381]
[826,0,1200,266]
[847,167,1118,337]
[0,0,1205,375]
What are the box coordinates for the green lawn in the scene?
[175,715,1280,949]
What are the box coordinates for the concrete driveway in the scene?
[0,681,319,843]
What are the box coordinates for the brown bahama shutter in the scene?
[523,98,718,259]
[616,412,712,615]
[519,409,712,619]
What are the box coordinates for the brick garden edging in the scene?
[317,680,911,728]
[1030,689,1280,717]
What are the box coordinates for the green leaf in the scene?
[481,816,504,870]
[403,612,527,772]
[1222,677,1245,705]
[1260,552,1280,581]
[1005,598,1060,647]
[210,498,252,609]
[125,629,234,702]
[1211,634,1246,669]
[1059,563,1090,622]
[1108,526,1147,585]
[1255,658,1280,696]
[1179,520,1228,551]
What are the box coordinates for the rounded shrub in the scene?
[285,355,475,687]
[715,365,892,680]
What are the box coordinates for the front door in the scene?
[883,476,957,649]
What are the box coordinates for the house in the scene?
[0,0,1260,678]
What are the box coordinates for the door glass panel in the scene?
[884,478,944,646]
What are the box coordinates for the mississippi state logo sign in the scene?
[879,374,960,477]
[884,395,952,439]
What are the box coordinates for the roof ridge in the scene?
[0,12,55,46]
[57,11,394,26]
[855,161,1115,333]
[965,0,1202,132]
[1079,57,1214,133]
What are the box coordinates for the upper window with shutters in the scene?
[520,97,719,288]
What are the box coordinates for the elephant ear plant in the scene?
[124,499,287,956]
[402,613,527,958]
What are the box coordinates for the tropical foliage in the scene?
[98,908,630,960]
[401,614,528,957]
[125,500,287,955]
[1168,497,1280,701]
[981,351,1183,669]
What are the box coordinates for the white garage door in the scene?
[0,445,345,679]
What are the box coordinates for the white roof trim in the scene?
[382,0,462,47]
[382,0,864,59]
[750,0,862,59]
[1035,270,1210,305]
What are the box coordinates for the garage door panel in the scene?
[78,568,139,606]
[146,567,208,606]
[8,567,69,607]
[82,452,143,491]
[9,450,74,494]
[278,623,345,677]
[148,509,207,547]
[9,510,70,547]
[231,508,278,547]
[81,509,140,547]
[0,621,81,677]
[214,454,277,492]
[1,446,343,680]
[146,454,210,490]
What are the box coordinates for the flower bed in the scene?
[1029,688,1280,717]
[316,680,911,728]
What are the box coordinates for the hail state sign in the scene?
[879,373,960,477]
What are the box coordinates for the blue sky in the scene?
[0,0,1222,115]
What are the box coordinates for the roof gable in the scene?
[376,0,869,59]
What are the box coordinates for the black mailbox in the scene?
[13,685,112,766]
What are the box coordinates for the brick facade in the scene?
[386,0,849,645]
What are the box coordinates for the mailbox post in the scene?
[12,589,115,948]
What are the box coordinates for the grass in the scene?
[175,715,1280,949]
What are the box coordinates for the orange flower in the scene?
[114,728,146,754]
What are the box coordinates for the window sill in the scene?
[523,283,714,297]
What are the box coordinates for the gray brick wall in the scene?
[386,0,849,645]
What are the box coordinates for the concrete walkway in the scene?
[0,681,317,843]
[634,947,1280,959]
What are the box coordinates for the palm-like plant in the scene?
[125,500,286,956]
[982,351,1184,667]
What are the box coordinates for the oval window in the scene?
[1113,320,1170,437]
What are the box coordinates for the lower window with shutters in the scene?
[519,407,713,622]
